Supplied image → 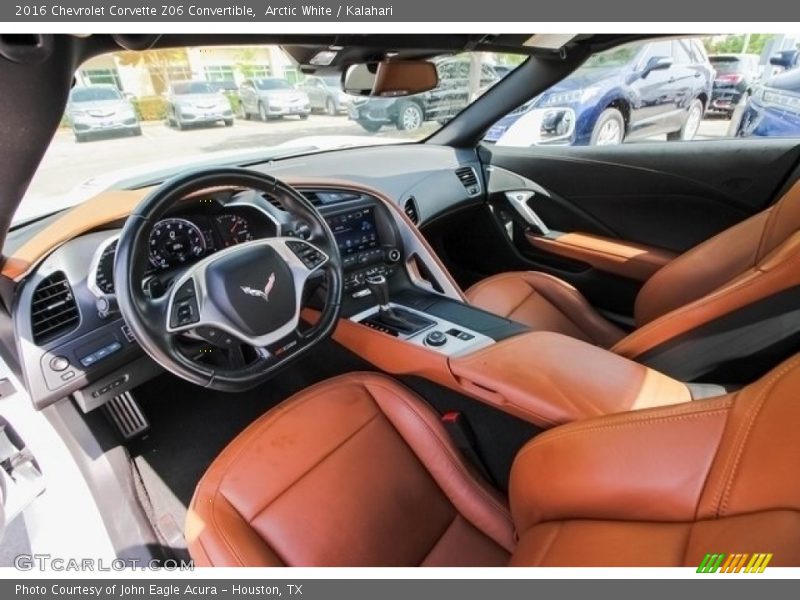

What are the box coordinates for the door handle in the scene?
[505,191,550,235]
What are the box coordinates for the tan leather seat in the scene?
[186,373,515,566]
[187,362,800,566]
[466,181,800,371]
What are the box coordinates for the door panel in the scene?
[483,139,800,251]
[461,138,800,317]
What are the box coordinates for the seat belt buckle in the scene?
[441,411,477,449]
[441,411,494,484]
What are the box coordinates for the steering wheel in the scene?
[114,168,342,392]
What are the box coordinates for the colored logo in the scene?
[697,553,773,573]
[241,272,276,303]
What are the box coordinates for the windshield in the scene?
[17,44,518,225]
[254,78,293,90]
[70,87,122,102]
[172,81,217,95]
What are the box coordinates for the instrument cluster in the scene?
[92,209,270,296]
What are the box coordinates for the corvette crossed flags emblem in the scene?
[240,272,277,302]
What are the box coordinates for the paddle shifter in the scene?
[363,274,433,336]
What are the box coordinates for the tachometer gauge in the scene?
[93,239,118,294]
[216,214,253,247]
[149,218,207,269]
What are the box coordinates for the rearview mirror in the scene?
[641,56,673,77]
[342,60,438,97]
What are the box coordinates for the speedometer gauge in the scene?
[149,218,206,269]
[216,214,253,247]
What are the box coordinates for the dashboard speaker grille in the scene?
[403,196,420,225]
[30,271,80,345]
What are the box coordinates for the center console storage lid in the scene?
[449,331,692,428]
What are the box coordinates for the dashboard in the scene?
[13,184,417,409]
[6,144,486,410]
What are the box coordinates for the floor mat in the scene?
[127,339,373,535]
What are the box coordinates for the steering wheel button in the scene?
[171,298,199,328]
[175,279,197,301]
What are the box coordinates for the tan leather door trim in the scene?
[526,231,676,282]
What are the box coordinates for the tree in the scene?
[232,47,269,79]
[115,48,190,95]
[702,34,776,57]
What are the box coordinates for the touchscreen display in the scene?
[327,206,380,256]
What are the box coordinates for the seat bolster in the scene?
[633,210,770,326]
[186,492,286,567]
[363,376,516,552]
[612,240,800,361]
[465,271,625,347]
[509,396,733,535]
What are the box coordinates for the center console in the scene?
[320,195,520,357]
[311,191,533,400]
[314,188,693,431]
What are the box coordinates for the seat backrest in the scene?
[634,180,800,326]
[508,353,800,566]
[611,180,800,381]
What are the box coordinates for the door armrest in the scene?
[526,231,676,281]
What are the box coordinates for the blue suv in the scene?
[486,38,714,146]
[735,51,800,139]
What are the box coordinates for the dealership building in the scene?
[75,45,301,96]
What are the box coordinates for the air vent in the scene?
[301,191,323,206]
[403,197,420,225]
[31,271,80,345]
[455,166,481,196]
[262,193,286,211]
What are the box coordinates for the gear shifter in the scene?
[364,274,432,335]
[365,274,392,310]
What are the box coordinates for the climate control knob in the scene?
[424,330,447,347]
